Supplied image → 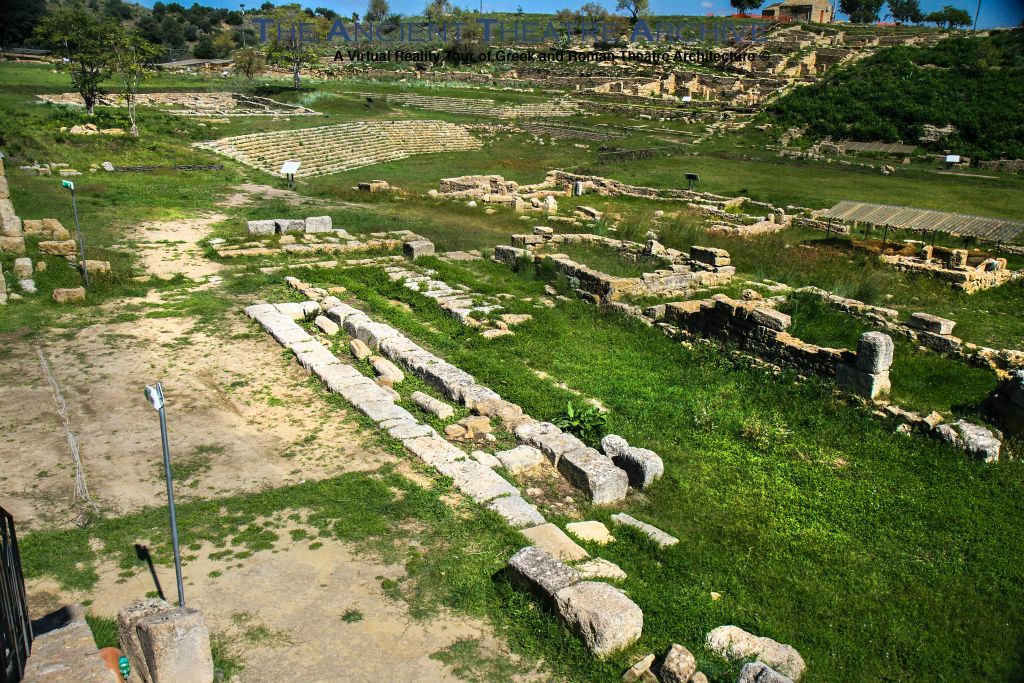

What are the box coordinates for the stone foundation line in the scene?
[243,289,682,658]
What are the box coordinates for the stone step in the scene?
[22,605,118,683]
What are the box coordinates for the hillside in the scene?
[767,30,1024,161]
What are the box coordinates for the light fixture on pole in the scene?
[241,3,246,47]
[60,180,89,290]
[144,382,186,607]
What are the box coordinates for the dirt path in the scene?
[0,315,391,530]
[129,213,227,281]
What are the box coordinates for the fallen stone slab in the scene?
[304,215,333,233]
[486,495,546,528]
[565,520,614,545]
[611,513,678,547]
[386,421,435,440]
[357,400,409,424]
[521,522,589,562]
[370,355,404,384]
[575,557,626,581]
[314,315,339,336]
[275,218,304,234]
[349,338,372,359]
[736,662,794,683]
[554,581,643,658]
[507,546,579,603]
[411,390,454,419]
[53,287,86,304]
[445,460,520,503]
[403,435,466,467]
[495,445,545,474]
[247,219,275,235]
[908,311,955,335]
[936,419,1001,462]
[471,450,501,468]
[706,625,805,681]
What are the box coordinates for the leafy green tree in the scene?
[887,0,923,23]
[841,0,885,22]
[104,0,135,21]
[731,0,763,14]
[365,0,390,22]
[580,1,609,21]
[232,46,266,79]
[111,28,163,136]
[615,0,650,23]
[927,5,972,28]
[193,35,217,58]
[0,0,46,49]
[262,5,324,90]
[424,0,451,23]
[34,8,118,115]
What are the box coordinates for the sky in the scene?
[139,0,1023,30]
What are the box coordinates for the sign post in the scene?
[144,382,185,607]
[61,180,90,290]
[280,160,300,190]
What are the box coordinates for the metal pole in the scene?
[972,0,981,32]
[153,382,185,607]
[69,187,89,290]
[881,223,889,252]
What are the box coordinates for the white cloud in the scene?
[700,1,713,7]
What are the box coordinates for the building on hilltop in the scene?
[762,0,834,23]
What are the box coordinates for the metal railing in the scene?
[1,506,31,683]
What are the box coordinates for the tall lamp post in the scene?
[972,0,982,32]
[60,180,89,290]
[241,3,246,47]
[145,382,185,607]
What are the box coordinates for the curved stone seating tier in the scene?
[195,120,482,177]
[38,92,319,117]
[385,93,578,119]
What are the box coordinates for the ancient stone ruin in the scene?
[880,244,1018,293]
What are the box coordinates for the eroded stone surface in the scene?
[554,581,643,658]
[707,625,805,681]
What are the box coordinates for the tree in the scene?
[840,0,885,23]
[111,29,162,136]
[366,0,390,22]
[927,5,971,28]
[34,9,118,115]
[212,30,237,55]
[232,46,266,79]
[887,0,922,23]
[615,0,649,24]
[0,0,46,49]
[580,1,609,21]
[730,0,762,14]
[104,0,135,21]
[424,0,451,23]
[194,34,217,58]
[262,5,323,90]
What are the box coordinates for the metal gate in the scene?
[1,506,31,683]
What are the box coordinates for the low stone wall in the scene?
[663,295,856,380]
[978,159,1024,174]
[215,229,424,259]
[879,245,1018,293]
[496,231,734,302]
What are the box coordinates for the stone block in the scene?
[907,311,956,335]
[656,643,697,683]
[246,219,276,235]
[446,460,520,503]
[558,447,629,505]
[611,513,678,547]
[495,445,545,474]
[53,287,86,304]
[0,235,25,254]
[750,307,791,332]
[565,520,614,545]
[554,581,643,658]
[118,598,175,683]
[314,315,339,336]
[835,363,890,399]
[952,420,1001,463]
[486,495,546,528]
[411,391,454,419]
[576,557,627,581]
[13,257,32,278]
[507,546,580,603]
[690,245,731,267]
[737,662,794,683]
[349,338,372,360]
[135,607,214,683]
[370,355,404,384]
[404,239,435,260]
[706,625,805,681]
[855,331,894,373]
[521,522,589,562]
[304,215,333,233]
[623,654,657,683]
[275,219,305,234]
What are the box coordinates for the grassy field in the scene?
[4,52,1024,683]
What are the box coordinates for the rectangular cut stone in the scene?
[558,448,629,504]
[487,496,546,528]
[496,445,545,474]
[611,512,679,547]
[404,239,435,259]
[387,422,435,440]
[326,303,362,325]
[750,307,791,332]
[118,598,176,683]
[521,523,590,562]
[411,391,454,419]
[247,219,276,235]
[908,311,956,335]
[855,331,894,373]
[135,607,214,683]
[357,400,407,423]
[447,461,520,503]
[275,218,305,233]
[403,435,465,467]
[317,363,364,393]
[507,546,579,602]
[553,581,643,658]
[304,215,333,233]
[836,363,890,399]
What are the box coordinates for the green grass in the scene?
[544,241,672,278]
[274,259,1024,682]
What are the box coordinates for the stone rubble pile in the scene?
[880,244,1018,293]
[195,120,482,177]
